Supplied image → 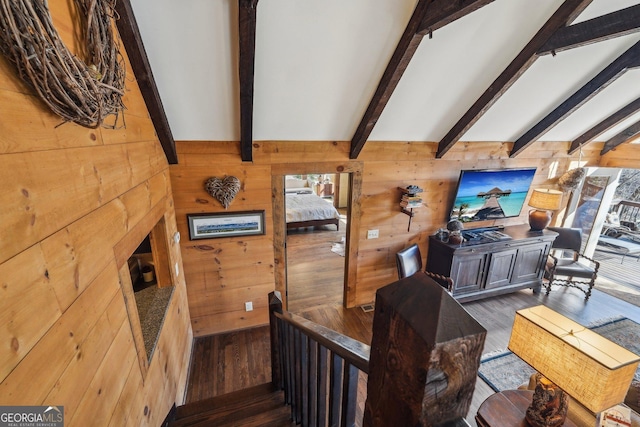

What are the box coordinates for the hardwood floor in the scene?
[185,325,272,403]
[183,225,640,425]
[185,286,640,425]
[285,210,347,313]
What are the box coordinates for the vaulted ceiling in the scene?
[124,0,640,163]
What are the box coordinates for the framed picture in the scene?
[187,210,266,240]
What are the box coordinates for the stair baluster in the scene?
[269,291,369,427]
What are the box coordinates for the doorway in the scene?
[284,173,348,312]
[563,167,621,257]
[271,162,363,311]
[562,167,640,290]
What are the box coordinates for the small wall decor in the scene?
[187,211,265,240]
[205,176,241,209]
[399,185,424,231]
[558,167,586,192]
[0,0,125,128]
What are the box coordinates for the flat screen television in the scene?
[449,167,537,223]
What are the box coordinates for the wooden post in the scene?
[363,273,487,427]
[268,290,283,390]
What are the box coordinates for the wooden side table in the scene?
[318,182,333,197]
[476,390,578,427]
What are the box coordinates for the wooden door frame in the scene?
[562,167,622,257]
[271,161,363,309]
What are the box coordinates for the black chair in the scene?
[544,227,600,300]
[396,244,423,279]
[396,245,455,292]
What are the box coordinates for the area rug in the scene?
[596,276,640,308]
[330,237,345,257]
[598,285,640,308]
[478,316,640,392]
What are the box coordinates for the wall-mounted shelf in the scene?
[399,186,423,231]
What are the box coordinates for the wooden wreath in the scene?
[205,176,241,209]
[0,0,125,128]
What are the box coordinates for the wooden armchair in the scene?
[544,227,599,300]
[425,270,454,293]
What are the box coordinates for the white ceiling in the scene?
[130,0,640,145]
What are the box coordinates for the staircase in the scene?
[171,281,485,427]
[170,383,294,427]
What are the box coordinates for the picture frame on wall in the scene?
[187,210,266,240]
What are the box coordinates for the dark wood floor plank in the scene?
[173,387,292,427]
[185,326,272,403]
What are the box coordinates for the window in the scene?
[117,215,174,374]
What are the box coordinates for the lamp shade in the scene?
[528,189,563,210]
[508,306,640,413]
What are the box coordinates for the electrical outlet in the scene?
[245,301,253,312]
[367,229,379,239]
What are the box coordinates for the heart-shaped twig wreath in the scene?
[205,176,241,209]
[0,0,125,128]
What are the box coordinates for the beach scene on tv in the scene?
[450,169,536,222]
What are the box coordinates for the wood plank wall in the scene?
[600,143,640,168]
[0,4,192,426]
[171,142,275,336]
[172,140,602,336]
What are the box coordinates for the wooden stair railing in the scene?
[169,275,482,426]
[269,291,370,427]
[270,272,486,427]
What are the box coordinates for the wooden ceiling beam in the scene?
[115,0,178,164]
[349,0,494,160]
[239,0,259,162]
[569,96,640,154]
[538,4,640,56]
[436,0,593,159]
[349,0,431,160]
[601,119,640,155]
[510,40,640,158]
[417,0,494,35]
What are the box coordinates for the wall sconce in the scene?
[508,306,640,426]
[528,189,563,231]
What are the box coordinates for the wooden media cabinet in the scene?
[426,224,558,302]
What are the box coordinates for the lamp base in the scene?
[525,374,568,427]
[529,209,552,231]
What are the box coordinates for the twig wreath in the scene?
[0,0,126,128]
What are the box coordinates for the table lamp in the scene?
[528,189,563,231]
[508,306,640,427]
